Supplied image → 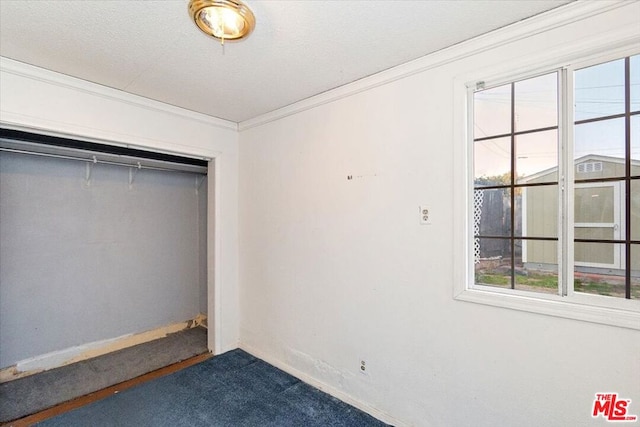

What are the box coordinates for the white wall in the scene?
[0,59,240,355]
[238,2,640,426]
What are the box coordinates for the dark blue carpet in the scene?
[37,349,389,426]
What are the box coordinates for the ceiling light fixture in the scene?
[188,0,255,45]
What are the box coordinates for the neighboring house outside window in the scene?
[457,50,640,329]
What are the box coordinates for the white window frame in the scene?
[453,41,640,330]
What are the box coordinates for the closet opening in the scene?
[0,128,211,387]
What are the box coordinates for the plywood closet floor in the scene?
[0,327,208,423]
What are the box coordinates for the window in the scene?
[573,56,639,299]
[473,71,560,294]
[462,52,640,327]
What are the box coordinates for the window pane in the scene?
[575,241,618,266]
[575,58,625,121]
[523,239,558,273]
[631,55,639,113]
[474,84,511,138]
[575,243,625,297]
[631,244,640,299]
[475,237,512,261]
[475,188,511,236]
[475,237,512,289]
[474,137,511,186]
[632,180,640,241]
[515,130,558,184]
[574,118,625,179]
[632,114,640,162]
[515,239,558,295]
[514,72,557,132]
[518,185,558,238]
[575,184,617,224]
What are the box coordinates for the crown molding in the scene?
[239,0,633,132]
[0,56,238,132]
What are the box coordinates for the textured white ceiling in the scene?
[0,0,571,123]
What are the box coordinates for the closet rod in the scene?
[0,147,206,175]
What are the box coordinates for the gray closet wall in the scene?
[0,150,208,368]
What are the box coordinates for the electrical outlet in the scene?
[359,360,367,375]
[419,206,431,225]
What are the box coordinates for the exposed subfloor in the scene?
[0,326,208,423]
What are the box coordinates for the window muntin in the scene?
[472,53,640,302]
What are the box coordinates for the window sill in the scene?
[454,287,640,330]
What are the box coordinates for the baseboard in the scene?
[239,343,407,427]
[0,315,207,383]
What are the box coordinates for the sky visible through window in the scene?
[473,55,639,181]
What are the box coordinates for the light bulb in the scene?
[200,6,245,39]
